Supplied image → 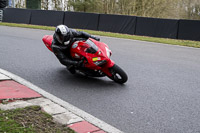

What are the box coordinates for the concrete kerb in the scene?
[0,68,123,133]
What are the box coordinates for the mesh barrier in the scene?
[98,14,136,35]
[64,11,99,30]
[2,8,200,41]
[30,10,64,26]
[135,17,179,39]
[2,8,31,24]
[178,20,200,41]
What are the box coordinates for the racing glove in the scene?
[91,35,100,41]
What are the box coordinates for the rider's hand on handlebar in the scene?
[91,36,100,41]
[95,37,100,41]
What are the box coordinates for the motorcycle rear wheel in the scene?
[108,64,128,84]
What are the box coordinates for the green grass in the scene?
[0,108,35,133]
[0,106,75,133]
[1,22,200,48]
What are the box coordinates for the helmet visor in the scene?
[56,34,64,44]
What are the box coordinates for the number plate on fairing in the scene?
[92,57,101,61]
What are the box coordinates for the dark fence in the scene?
[178,20,200,41]
[30,10,64,26]
[2,8,31,24]
[98,14,137,34]
[64,11,99,30]
[135,17,179,39]
[2,8,200,41]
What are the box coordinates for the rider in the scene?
[51,24,100,74]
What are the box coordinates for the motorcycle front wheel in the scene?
[108,64,128,84]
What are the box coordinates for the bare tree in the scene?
[66,0,200,20]
[15,0,26,8]
[41,0,50,10]
[52,0,63,11]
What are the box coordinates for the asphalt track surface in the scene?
[1,26,200,133]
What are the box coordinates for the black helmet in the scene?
[55,25,71,44]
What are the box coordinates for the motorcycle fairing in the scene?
[70,38,115,76]
[42,35,53,52]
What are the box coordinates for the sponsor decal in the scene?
[92,57,101,61]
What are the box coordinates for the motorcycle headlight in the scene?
[105,47,111,58]
[93,60,107,66]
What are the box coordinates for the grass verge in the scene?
[0,106,75,133]
[0,22,200,48]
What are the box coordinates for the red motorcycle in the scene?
[42,35,128,84]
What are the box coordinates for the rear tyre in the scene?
[108,64,128,84]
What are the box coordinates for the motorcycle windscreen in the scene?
[85,39,98,54]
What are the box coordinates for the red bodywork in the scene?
[42,35,115,77]
[42,35,53,52]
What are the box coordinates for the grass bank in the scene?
[0,106,75,133]
[0,22,200,48]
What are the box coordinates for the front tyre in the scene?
[108,64,128,84]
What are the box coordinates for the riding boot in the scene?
[67,65,76,74]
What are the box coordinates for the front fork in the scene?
[101,59,115,77]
